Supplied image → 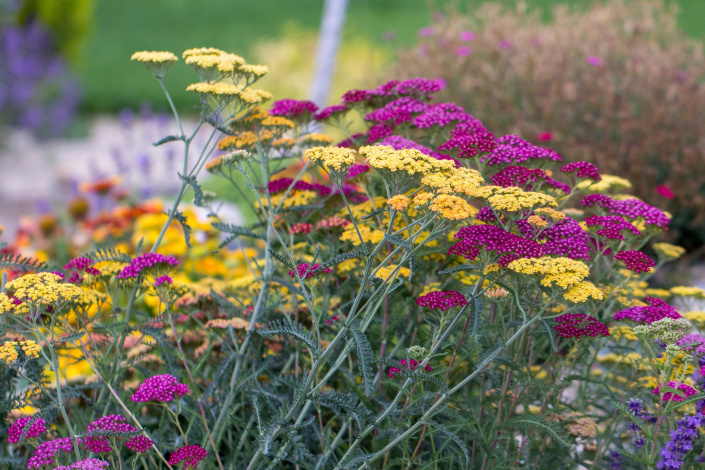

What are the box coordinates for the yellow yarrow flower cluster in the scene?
[577,174,632,193]
[653,243,686,260]
[413,192,434,206]
[131,51,178,78]
[527,215,547,227]
[0,342,19,364]
[421,167,484,195]
[684,311,705,327]
[184,51,245,74]
[507,257,590,289]
[610,326,638,341]
[0,273,84,314]
[360,145,455,176]
[340,225,385,246]
[386,195,410,211]
[429,195,476,220]
[301,134,334,146]
[305,146,356,172]
[20,340,41,359]
[186,82,271,105]
[534,207,565,221]
[670,286,705,299]
[473,186,557,212]
[375,265,411,281]
[563,281,604,303]
[261,116,294,130]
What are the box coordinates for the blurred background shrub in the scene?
[393,0,705,250]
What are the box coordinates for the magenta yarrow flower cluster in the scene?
[449,225,543,267]
[416,290,467,311]
[481,135,562,166]
[168,445,208,469]
[652,381,698,402]
[154,275,173,287]
[560,161,601,181]
[124,435,153,454]
[388,358,433,378]
[130,374,190,403]
[615,250,656,273]
[614,298,682,324]
[516,217,593,260]
[315,216,351,231]
[64,257,101,279]
[83,415,146,455]
[313,104,347,122]
[288,263,332,280]
[345,163,370,179]
[580,194,670,228]
[584,216,640,240]
[54,459,110,470]
[27,437,79,469]
[677,334,705,355]
[7,417,46,443]
[289,223,313,235]
[117,253,179,279]
[490,165,570,193]
[554,313,609,339]
[267,178,331,196]
[269,99,318,119]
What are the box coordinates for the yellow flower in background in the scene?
[653,243,686,260]
[670,286,705,299]
[610,326,638,341]
[577,174,632,193]
[340,225,385,246]
[429,194,476,220]
[375,265,411,281]
[301,133,334,146]
[507,257,589,289]
[386,195,410,211]
[0,342,19,364]
[685,311,705,327]
[563,281,604,303]
[20,341,41,359]
[534,207,565,221]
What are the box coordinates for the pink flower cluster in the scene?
[267,178,331,196]
[54,458,110,470]
[481,135,562,166]
[614,298,682,324]
[313,104,347,121]
[491,165,570,194]
[336,133,365,149]
[449,225,543,266]
[554,313,609,339]
[7,417,46,443]
[168,445,208,469]
[84,415,140,454]
[580,194,670,228]
[64,257,101,276]
[388,358,433,378]
[439,128,496,159]
[130,374,190,403]
[289,223,313,235]
[315,216,351,231]
[345,163,370,179]
[516,217,593,260]
[677,334,705,355]
[269,99,319,119]
[652,381,697,402]
[416,290,467,311]
[124,435,153,454]
[117,253,179,279]
[288,263,332,280]
[584,216,640,240]
[615,250,656,273]
[560,161,601,181]
[365,97,429,125]
[27,437,78,469]
[342,78,444,105]
[154,275,173,287]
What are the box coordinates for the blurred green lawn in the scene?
[80,0,704,114]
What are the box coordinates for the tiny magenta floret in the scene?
[130,374,190,403]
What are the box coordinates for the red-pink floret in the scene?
[288,263,332,279]
[117,253,179,279]
[614,298,681,324]
[416,290,467,311]
[652,381,697,402]
[168,445,207,469]
[7,417,46,444]
[560,161,601,181]
[125,435,153,454]
[130,374,190,403]
[27,437,79,469]
[615,250,656,273]
[554,313,609,339]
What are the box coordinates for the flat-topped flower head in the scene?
[117,253,179,279]
[584,215,640,240]
[614,297,682,324]
[360,145,455,176]
[27,437,78,469]
[615,250,655,273]
[422,167,484,195]
[560,161,601,181]
[131,51,178,78]
[580,194,670,229]
[64,257,101,276]
[130,374,190,403]
[563,281,604,303]
[54,458,110,470]
[416,290,467,311]
[386,195,410,211]
[653,243,686,260]
[7,417,46,443]
[449,225,544,267]
[301,133,334,147]
[84,415,138,454]
[168,445,208,469]
[304,146,356,173]
[429,194,476,220]
[648,317,692,345]
[490,165,570,194]
[125,435,153,454]
[269,99,319,120]
[473,186,557,212]
[238,63,269,80]
[652,381,697,402]
[554,313,609,338]
[481,135,562,166]
[184,52,244,76]
[0,273,84,315]
[288,263,332,279]
[314,104,348,122]
[507,257,590,289]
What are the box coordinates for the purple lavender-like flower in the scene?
[481,135,562,166]
[615,298,682,324]
[416,290,467,311]
[657,414,702,469]
[626,398,647,448]
[130,374,190,403]
[615,250,656,273]
[117,253,179,279]
[560,161,601,181]
[27,437,79,469]
[125,435,153,454]
[607,450,623,469]
[580,194,670,229]
[269,99,319,119]
[7,417,46,444]
[168,445,208,469]
[313,104,348,121]
[449,225,544,266]
[584,216,640,240]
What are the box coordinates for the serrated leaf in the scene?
[178,173,206,207]
[267,249,295,270]
[258,319,319,356]
[212,221,264,241]
[152,134,185,146]
[0,252,47,272]
[319,250,364,270]
[424,420,469,466]
[350,321,375,396]
[165,210,192,248]
[541,319,558,352]
[616,448,655,466]
[477,342,503,370]
[361,207,387,220]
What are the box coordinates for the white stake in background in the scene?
[308,0,349,108]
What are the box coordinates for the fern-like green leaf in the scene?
[350,321,375,396]
[0,252,47,272]
[503,417,570,447]
[258,319,319,356]
[423,420,470,466]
